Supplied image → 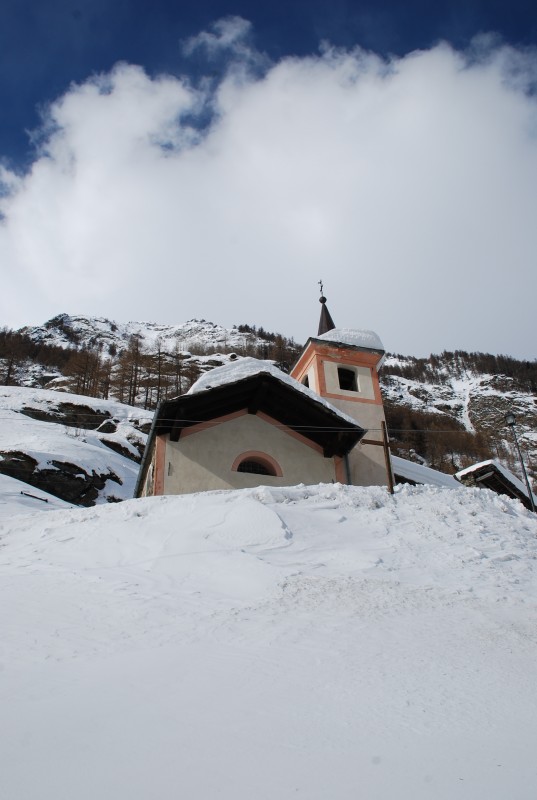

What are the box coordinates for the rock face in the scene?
[0,451,37,485]
[0,451,122,506]
[99,438,141,463]
[20,403,111,429]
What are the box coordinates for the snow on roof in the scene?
[317,327,384,351]
[456,459,537,503]
[187,358,362,427]
[391,455,460,489]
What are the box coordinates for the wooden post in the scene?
[381,421,394,494]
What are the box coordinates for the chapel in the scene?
[135,294,393,497]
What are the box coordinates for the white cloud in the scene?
[1,28,537,358]
[182,15,253,57]
[181,15,268,76]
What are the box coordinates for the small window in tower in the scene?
[338,367,358,392]
[302,375,309,388]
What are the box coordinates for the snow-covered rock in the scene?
[0,387,153,505]
[0,472,74,517]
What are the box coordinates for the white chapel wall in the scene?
[163,413,337,495]
[325,398,389,487]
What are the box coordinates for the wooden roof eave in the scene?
[153,373,364,456]
[133,400,162,498]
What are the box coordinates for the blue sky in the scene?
[3,0,536,167]
[1,1,537,358]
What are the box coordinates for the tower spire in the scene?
[317,280,335,335]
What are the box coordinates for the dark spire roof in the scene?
[317,281,335,335]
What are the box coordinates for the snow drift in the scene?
[1,482,536,799]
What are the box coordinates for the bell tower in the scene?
[291,288,391,487]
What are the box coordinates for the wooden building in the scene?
[456,459,537,511]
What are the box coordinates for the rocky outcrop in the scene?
[20,403,111,429]
[100,438,141,463]
[0,450,122,506]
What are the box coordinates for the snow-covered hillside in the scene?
[0,387,152,504]
[381,353,537,485]
[19,312,267,354]
[382,355,536,435]
[8,313,299,405]
[1,483,536,799]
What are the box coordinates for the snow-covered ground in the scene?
[1,482,537,799]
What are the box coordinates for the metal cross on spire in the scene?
[317,279,335,334]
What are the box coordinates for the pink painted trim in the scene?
[334,456,346,484]
[256,411,324,454]
[231,451,283,477]
[180,409,248,439]
[153,435,166,496]
[294,343,385,405]
[322,391,380,405]
[290,347,316,385]
[372,372,383,404]
[290,344,315,381]
[316,355,327,396]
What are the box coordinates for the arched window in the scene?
[231,451,283,477]
[237,459,273,475]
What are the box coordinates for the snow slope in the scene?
[1,483,537,799]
